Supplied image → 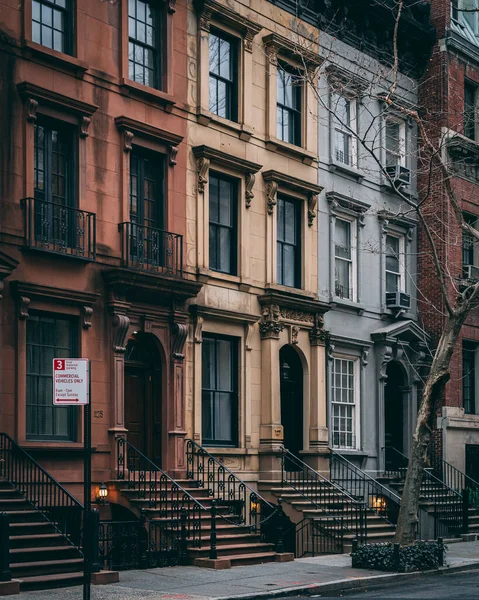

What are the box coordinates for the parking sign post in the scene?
[53,359,91,600]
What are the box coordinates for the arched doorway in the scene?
[384,361,407,454]
[124,333,163,466]
[280,345,304,460]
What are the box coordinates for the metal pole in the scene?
[209,500,218,560]
[0,513,11,582]
[83,361,92,600]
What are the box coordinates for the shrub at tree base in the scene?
[351,541,447,573]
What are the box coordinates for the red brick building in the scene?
[419,0,479,478]
[0,0,201,497]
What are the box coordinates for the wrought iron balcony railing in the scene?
[22,197,96,261]
[118,222,183,277]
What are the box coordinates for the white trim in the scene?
[331,92,358,168]
[385,232,406,293]
[384,117,406,168]
[330,355,360,450]
[333,216,358,302]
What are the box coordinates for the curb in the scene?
[213,560,479,600]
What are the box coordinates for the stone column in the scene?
[259,304,284,480]
[168,322,189,478]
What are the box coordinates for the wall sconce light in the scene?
[250,499,260,514]
[370,495,387,513]
[97,482,108,504]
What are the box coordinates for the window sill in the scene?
[265,283,317,299]
[330,448,365,456]
[20,442,89,451]
[197,111,253,141]
[331,297,364,315]
[197,267,241,285]
[22,246,95,263]
[120,79,176,112]
[22,40,88,78]
[328,160,364,183]
[265,136,317,166]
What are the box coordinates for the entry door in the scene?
[466,445,479,482]
[280,347,303,464]
[384,363,405,454]
[124,365,162,466]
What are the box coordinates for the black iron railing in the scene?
[118,222,183,276]
[116,437,205,551]
[330,450,401,525]
[98,511,188,571]
[185,439,283,543]
[385,446,466,537]
[281,447,367,545]
[22,197,96,260]
[294,517,344,557]
[428,451,479,509]
[0,433,84,548]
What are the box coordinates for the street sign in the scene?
[53,358,89,405]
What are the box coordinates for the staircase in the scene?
[0,434,84,590]
[113,438,284,567]
[261,448,396,555]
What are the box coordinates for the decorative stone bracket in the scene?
[309,313,327,346]
[259,304,284,340]
[172,322,188,360]
[112,313,130,354]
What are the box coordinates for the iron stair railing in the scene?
[427,451,479,509]
[0,432,84,549]
[185,439,284,546]
[280,447,367,547]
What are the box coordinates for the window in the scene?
[464,82,477,141]
[209,30,237,121]
[334,219,355,300]
[209,173,237,275]
[32,0,72,54]
[332,93,356,167]
[462,214,478,277]
[277,64,302,146]
[128,0,161,89]
[385,234,404,293]
[462,0,479,32]
[26,314,77,441]
[385,119,405,167]
[277,195,301,288]
[331,357,358,449]
[463,342,476,415]
[202,335,238,446]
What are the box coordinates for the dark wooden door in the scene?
[280,346,303,466]
[466,445,479,482]
[385,362,404,454]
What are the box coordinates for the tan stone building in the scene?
[183,0,330,481]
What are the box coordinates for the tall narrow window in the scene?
[209,173,237,275]
[277,196,301,288]
[277,65,302,146]
[332,94,356,166]
[32,0,72,54]
[462,214,477,276]
[385,120,405,167]
[202,335,238,446]
[463,0,479,33]
[26,314,77,441]
[209,31,237,121]
[129,0,160,89]
[463,342,476,415]
[465,82,477,141]
[331,357,358,449]
[385,234,404,293]
[334,219,353,300]
[129,149,165,268]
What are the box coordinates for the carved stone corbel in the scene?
[194,315,204,343]
[168,145,179,166]
[245,323,255,350]
[198,7,213,31]
[309,313,327,346]
[259,304,284,340]
[112,313,130,353]
[291,325,300,345]
[26,98,38,122]
[123,130,134,153]
[18,296,30,319]
[82,306,93,329]
[379,344,394,380]
[245,172,255,208]
[79,116,91,138]
[168,0,176,13]
[361,349,369,367]
[244,30,255,53]
[197,156,210,193]
[172,323,188,360]
[266,181,278,215]
[265,44,278,66]
[307,192,318,227]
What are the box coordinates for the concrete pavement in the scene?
[15,540,479,600]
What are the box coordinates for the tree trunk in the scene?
[394,308,467,545]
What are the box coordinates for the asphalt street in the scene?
[286,569,479,599]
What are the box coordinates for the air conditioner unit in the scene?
[464,265,479,280]
[385,165,411,187]
[386,291,411,310]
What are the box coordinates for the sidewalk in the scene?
[17,540,479,600]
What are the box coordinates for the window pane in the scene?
[219,38,231,80]
[209,34,219,74]
[282,245,296,287]
[128,0,159,89]
[331,358,356,449]
[335,259,350,298]
[335,220,351,259]
[219,228,231,273]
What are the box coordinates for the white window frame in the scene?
[331,92,358,168]
[334,217,357,302]
[384,117,406,168]
[385,233,406,293]
[330,356,360,451]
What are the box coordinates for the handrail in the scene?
[281,447,367,542]
[428,451,479,507]
[330,450,401,526]
[0,432,84,548]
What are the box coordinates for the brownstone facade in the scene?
[0,0,200,498]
